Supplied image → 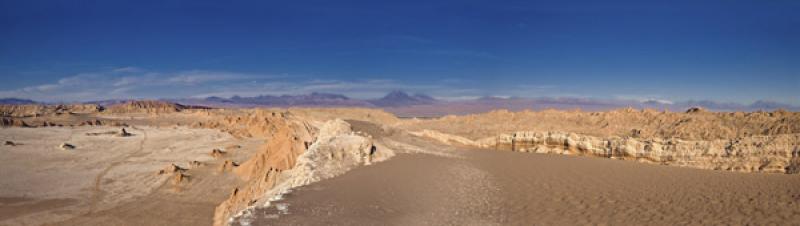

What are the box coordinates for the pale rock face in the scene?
[409,129,487,147]
[316,118,352,139]
[106,100,182,114]
[215,118,393,226]
[288,134,377,187]
[410,128,799,173]
[496,131,799,173]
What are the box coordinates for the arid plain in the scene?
[1,101,798,226]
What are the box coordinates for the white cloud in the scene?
[0,68,264,102]
[112,66,143,73]
[0,67,572,102]
[165,71,254,85]
[613,94,675,105]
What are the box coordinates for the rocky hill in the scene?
[0,104,102,117]
[367,91,438,107]
[105,100,210,114]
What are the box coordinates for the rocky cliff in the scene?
[211,111,315,226]
[406,108,800,174]
[211,116,391,226]
[412,129,799,173]
[495,131,799,173]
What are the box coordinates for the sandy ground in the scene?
[2,114,799,226]
[0,126,263,226]
[246,150,800,225]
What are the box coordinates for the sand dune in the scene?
[251,151,800,225]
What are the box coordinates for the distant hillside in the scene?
[176,92,373,107]
[104,100,212,114]
[174,91,440,108]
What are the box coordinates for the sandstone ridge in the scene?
[212,118,392,226]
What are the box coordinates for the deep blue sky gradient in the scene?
[1,0,798,103]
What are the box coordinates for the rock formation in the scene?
[105,100,187,114]
[488,131,800,173]
[172,173,190,185]
[213,118,392,226]
[287,119,390,185]
[78,119,104,126]
[1,117,30,127]
[218,160,239,172]
[409,129,493,147]
[406,108,800,174]
[189,160,204,168]
[210,149,226,158]
[157,164,187,175]
[209,111,315,226]
[119,128,133,137]
[0,104,102,117]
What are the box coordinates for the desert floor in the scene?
[2,119,800,226]
[0,126,263,226]
[243,150,800,225]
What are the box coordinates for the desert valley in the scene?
[3,1,799,225]
[1,100,798,225]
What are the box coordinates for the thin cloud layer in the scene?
[0,68,258,102]
[0,67,692,105]
[0,67,487,102]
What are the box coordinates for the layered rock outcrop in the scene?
[412,129,799,173]
[492,132,800,173]
[405,108,800,174]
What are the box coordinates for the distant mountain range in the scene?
[171,92,800,116]
[367,91,437,107]
[173,91,438,108]
[2,91,798,117]
[0,98,37,105]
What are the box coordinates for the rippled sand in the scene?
[245,150,800,225]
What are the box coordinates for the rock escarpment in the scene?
[213,117,391,226]
[406,108,800,174]
[209,111,314,226]
[412,129,800,174]
[491,132,800,173]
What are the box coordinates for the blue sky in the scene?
[0,0,798,104]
